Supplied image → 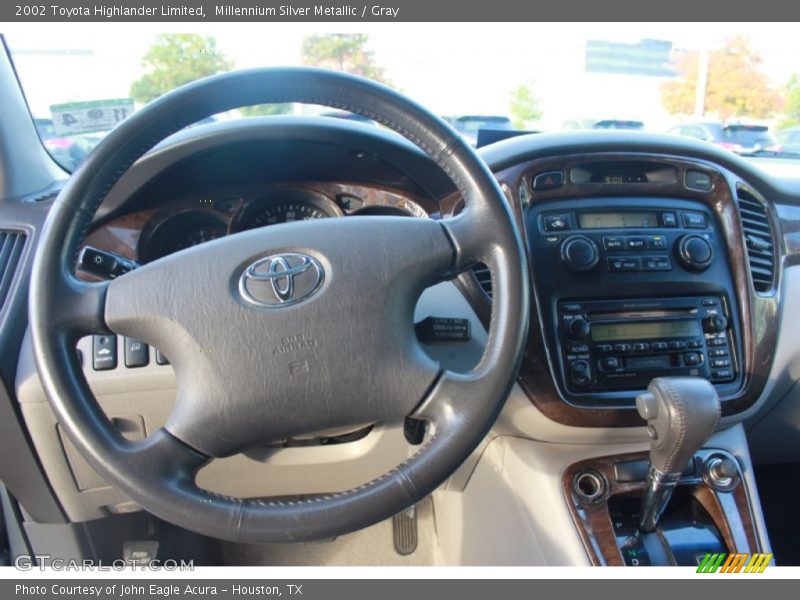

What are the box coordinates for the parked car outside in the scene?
[667,121,780,154]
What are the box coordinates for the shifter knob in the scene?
[636,377,721,532]
[637,377,721,474]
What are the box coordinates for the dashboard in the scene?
[82,180,432,266]
[64,120,800,433]
[14,117,800,526]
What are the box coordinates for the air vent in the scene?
[472,263,492,297]
[0,231,27,311]
[31,191,58,203]
[737,189,775,293]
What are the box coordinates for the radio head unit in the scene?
[559,296,739,399]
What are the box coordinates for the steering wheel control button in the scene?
[533,171,564,191]
[543,213,571,232]
[676,234,714,272]
[414,317,471,344]
[124,338,149,368]
[238,252,324,308]
[682,211,707,229]
[685,170,713,192]
[155,349,170,365]
[560,235,599,272]
[92,335,117,371]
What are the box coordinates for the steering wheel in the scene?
[29,68,529,543]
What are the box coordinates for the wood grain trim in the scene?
[563,451,762,565]
[457,152,780,427]
[80,181,436,270]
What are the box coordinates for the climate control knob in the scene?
[560,235,599,272]
[676,234,714,272]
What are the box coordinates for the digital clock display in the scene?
[591,320,701,342]
[578,211,659,229]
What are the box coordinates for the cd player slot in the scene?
[587,308,697,320]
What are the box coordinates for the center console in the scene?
[526,196,743,409]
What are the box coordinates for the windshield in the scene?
[5,24,800,171]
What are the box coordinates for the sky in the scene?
[5,22,800,131]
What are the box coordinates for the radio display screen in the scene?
[578,211,659,229]
[591,320,700,342]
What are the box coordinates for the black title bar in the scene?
[2,0,800,22]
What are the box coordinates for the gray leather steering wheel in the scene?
[29,68,529,543]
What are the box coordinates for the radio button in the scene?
[687,339,703,349]
[607,257,641,272]
[562,302,582,313]
[570,360,592,387]
[599,356,621,372]
[633,342,650,352]
[708,348,728,357]
[707,337,727,347]
[684,352,703,366]
[568,343,590,354]
[702,298,718,306]
[614,343,632,353]
[711,358,731,368]
[596,344,614,353]
[712,368,734,381]
[669,341,687,350]
[651,341,668,351]
[603,236,624,250]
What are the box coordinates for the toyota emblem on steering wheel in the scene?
[238,253,325,307]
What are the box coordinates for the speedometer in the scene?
[138,210,227,263]
[248,200,331,227]
[231,189,342,232]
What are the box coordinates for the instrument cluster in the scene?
[132,184,430,263]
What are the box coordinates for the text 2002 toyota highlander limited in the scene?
[0,39,799,568]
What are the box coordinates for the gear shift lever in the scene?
[636,377,721,532]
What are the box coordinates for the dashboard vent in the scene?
[472,263,492,298]
[0,231,26,311]
[737,189,775,294]
[31,191,59,203]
